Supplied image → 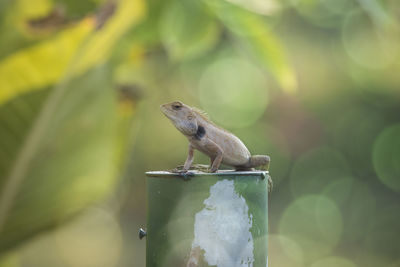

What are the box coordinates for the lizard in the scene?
[160,101,270,173]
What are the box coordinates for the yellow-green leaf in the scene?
[0,0,146,253]
[0,67,118,252]
[0,0,146,107]
[204,0,297,93]
[0,18,94,106]
[74,0,146,72]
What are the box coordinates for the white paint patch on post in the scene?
[190,179,254,267]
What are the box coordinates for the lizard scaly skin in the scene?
[161,101,270,173]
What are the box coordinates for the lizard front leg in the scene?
[181,144,194,172]
[205,139,223,173]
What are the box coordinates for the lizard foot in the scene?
[172,169,188,174]
[209,168,218,173]
[170,168,195,180]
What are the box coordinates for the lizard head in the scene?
[160,101,198,136]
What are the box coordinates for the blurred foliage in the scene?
[0,0,399,266]
[0,0,145,254]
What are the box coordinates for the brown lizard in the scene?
[160,101,270,173]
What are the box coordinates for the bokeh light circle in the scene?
[339,180,376,243]
[290,0,354,27]
[332,107,385,177]
[365,204,400,258]
[321,176,354,207]
[198,57,268,128]
[310,256,356,267]
[342,9,398,69]
[373,124,400,192]
[320,175,377,243]
[279,195,343,262]
[290,146,350,197]
[268,234,304,267]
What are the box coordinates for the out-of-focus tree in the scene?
[0,0,296,256]
[0,0,146,253]
[0,0,399,266]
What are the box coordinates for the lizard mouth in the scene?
[160,105,174,120]
[160,104,168,115]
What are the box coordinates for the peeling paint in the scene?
[190,179,254,267]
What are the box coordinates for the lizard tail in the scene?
[248,155,270,170]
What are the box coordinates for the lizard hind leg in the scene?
[234,155,270,171]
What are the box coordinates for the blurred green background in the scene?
[0,0,399,266]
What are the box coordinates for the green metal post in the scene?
[144,170,269,267]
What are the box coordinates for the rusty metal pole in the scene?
[142,170,270,267]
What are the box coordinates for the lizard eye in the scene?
[172,104,182,110]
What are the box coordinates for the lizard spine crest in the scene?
[191,107,231,134]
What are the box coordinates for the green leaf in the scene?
[0,19,93,106]
[0,0,146,107]
[204,0,297,93]
[0,67,119,252]
[0,0,146,253]
[0,0,84,59]
[54,0,98,18]
[160,0,220,61]
[72,0,146,73]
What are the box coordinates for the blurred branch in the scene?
[95,0,117,30]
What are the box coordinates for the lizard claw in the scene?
[170,168,195,180]
[209,168,218,173]
[172,169,188,174]
[171,166,188,173]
